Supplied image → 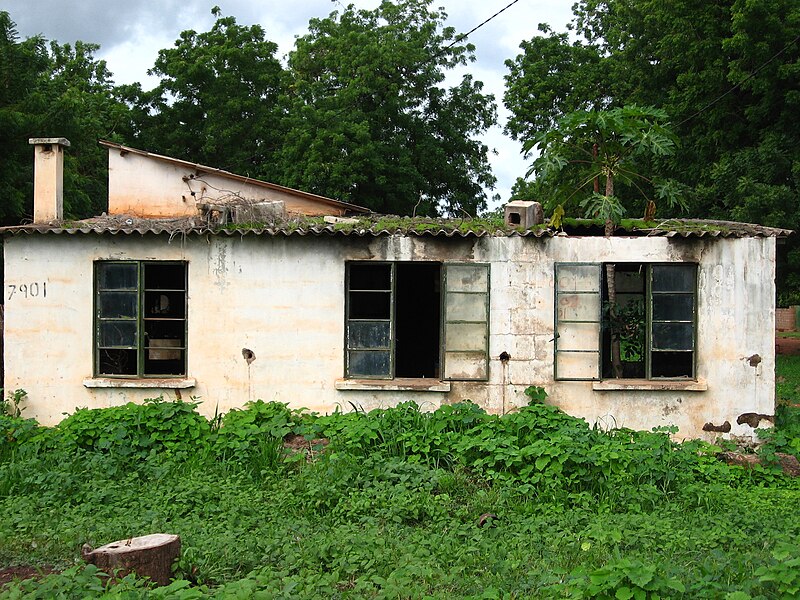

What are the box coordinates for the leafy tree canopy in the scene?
[505,0,800,299]
[276,0,497,216]
[120,12,286,180]
[528,105,683,223]
[0,11,128,223]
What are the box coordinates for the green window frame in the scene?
[554,263,602,380]
[345,262,489,381]
[554,262,697,381]
[94,261,188,378]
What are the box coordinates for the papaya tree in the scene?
[527,105,684,377]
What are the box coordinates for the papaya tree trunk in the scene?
[604,174,624,378]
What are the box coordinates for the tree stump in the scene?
[81,533,180,586]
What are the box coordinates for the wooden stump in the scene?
[81,533,180,586]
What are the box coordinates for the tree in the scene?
[0,11,130,223]
[530,105,683,377]
[121,12,285,179]
[0,11,48,223]
[528,106,682,224]
[504,0,800,299]
[276,0,497,216]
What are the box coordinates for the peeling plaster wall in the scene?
[3,233,776,439]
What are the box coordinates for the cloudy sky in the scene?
[5,0,575,206]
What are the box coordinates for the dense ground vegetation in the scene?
[1,379,799,598]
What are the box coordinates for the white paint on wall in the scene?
[3,232,776,440]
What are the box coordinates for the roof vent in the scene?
[504,200,543,229]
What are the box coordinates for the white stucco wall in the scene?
[3,232,776,440]
[107,151,350,217]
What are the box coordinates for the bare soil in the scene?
[0,565,55,586]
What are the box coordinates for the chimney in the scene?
[29,138,70,223]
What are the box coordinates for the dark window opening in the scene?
[395,263,441,378]
[509,212,521,225]
[95,261,187,377]
[346,261,488,381]
[346,262,441,379]
[599,262,696,380]
[601,263,646,379]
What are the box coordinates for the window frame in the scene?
[554,262,698,381]
[344,261,490,382]
[93,260,188,379]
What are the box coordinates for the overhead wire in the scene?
[216,0,523,174]
[677,33,800,127]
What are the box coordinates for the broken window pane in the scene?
[445,292,487,322]
[651,351,693,377]
[348,321,391,349]
[100,321,137,347]
[99,292,137,319]
[349,264,391,290]
[348,350,391,377]
[144,318,184,341]
[349,291,391,319]
[97,263,137,290]
[98,349,137,375]
[145,263,186,290]
[144,290,186,318]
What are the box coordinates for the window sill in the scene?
[83,377,196,389]
[335,378,451,392]
[592,378,707,392]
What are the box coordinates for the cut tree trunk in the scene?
[81,533,180,586]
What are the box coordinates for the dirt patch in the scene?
[0,565,55,586]
[776,337,800,355]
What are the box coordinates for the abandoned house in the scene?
[1,138,791,439]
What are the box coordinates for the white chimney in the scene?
[29,137,70,223]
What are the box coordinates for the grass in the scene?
[0,387,799,597]
[777,354,800,407]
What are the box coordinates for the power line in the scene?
[442,0,522,54]
[677,33,800,127]
[218,1,522,174]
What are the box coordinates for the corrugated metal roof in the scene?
[0,217,792,239]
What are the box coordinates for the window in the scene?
[345,262,489,381]
[555,262,696,380]
[95,261,187,377]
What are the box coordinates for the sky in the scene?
[5,0,575,207]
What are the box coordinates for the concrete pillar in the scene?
[29,137,70,223]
